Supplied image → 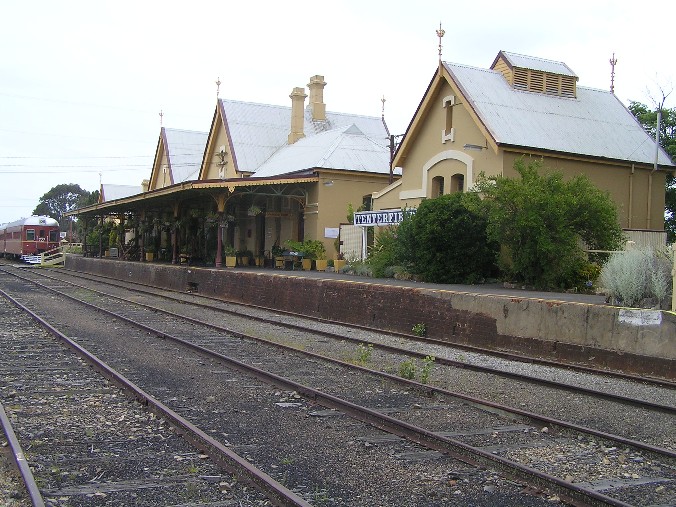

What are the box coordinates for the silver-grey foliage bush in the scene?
[599,248,673,308]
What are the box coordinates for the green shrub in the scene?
[367,226,400,278]
[402,193,499,284]
[475,159,624,289]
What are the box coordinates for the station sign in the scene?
[353,209,415,227]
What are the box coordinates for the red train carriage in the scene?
[0,216,60,259]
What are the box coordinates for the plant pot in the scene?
[274,256,284,269]
[254,256,264,267]
[239,256,250,267]
[315,259,328,271]
[334,259,346,271]
[302,258,313,270]
[145,252,154,261]
[225,255,237,268]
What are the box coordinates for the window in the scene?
[441,95,455,143]
[432,176,445,198]
[26,229,35,241]
[451,174,464,193]
[39,230,46,238]
[50,230,59,242]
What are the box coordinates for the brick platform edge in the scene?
[66,256,675,380]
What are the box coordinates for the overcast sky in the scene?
[1,0,673,225]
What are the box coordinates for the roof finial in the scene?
[436,22,445,61]
[216,77,221,98]
[609,53,617,94]
[159,109,163,127]
[381,95,386,119]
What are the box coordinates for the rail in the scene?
[0,402,45,506]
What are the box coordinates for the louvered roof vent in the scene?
[491,50,578,98]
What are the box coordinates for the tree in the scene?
[394,192,498,284]
[629,101,676,242]
[475,159,624,289]
[33,183,93,230]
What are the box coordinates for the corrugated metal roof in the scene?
[101,184,142,202]
[444,61,674,166]
[254,124,391,178]
[164,128,208,182]
[498,51,577,77]
[220,99,390,174]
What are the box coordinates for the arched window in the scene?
[451,174,464,193]
[432,176,445,198]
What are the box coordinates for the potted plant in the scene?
[334,252,346,271]
[305,240,327,271]
[237,249,252,267]
[179,247,190,264]
[224,245,237,267]
[283,240,305,270]
[145,245,155,262]
[272,244,285,269]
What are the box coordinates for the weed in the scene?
[411,323,427,337]
[311,484,330,505]
[399,359,416,380]
[355,343,374,365]
[420,355,435,384]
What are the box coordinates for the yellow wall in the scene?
[149,144,172,190]
[311,172,393,258]
[375,79,504,210]
[203,126,235,180]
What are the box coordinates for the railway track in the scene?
[0,290,307,506]
[27,268,676,439]
[1,269,555,507]
[1,266,674,505]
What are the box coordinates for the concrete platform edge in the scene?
[66,256,675,380]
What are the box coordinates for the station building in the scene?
[373,51,675,248]
[73,76,395,264]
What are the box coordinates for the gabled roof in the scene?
[219,99,390,174]
[443,60,674,166]
[100,184,142,202]
[254,124,392,178]
[163,128,208,182]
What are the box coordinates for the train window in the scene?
[39,230,46,238]
[50,230,59,242]
[26,229,35,240]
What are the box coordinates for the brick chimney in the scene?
[307,75,326,121]
[288,87,307,144]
